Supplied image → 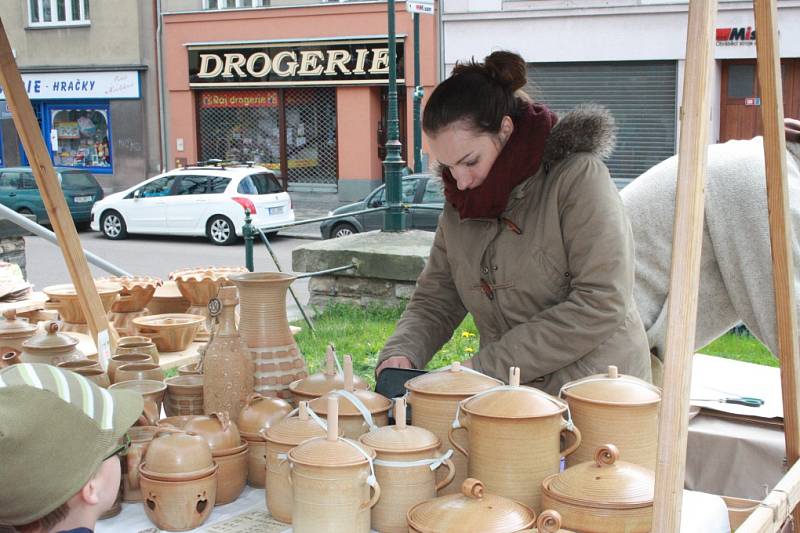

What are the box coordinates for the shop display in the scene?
[43,281,121,335]
[309,355,391,439]
[203,286,254,421]
[449,367,581,511]
[108,353,153,383]
[359,398,456,533]
[171,266,247,341]
[289,344,369,402]
[405,478,536,533]
[560,365,661,470]
[123,426,158,502]
[0,309,38,353]
[540,444,654,533]
[165,375,205,417]
[405,361,503,495]
[113,362,164,384]
[20,321,83,365]
[148,280,191,315]
[132,313,205,352]
[50,108,113,169]
[99,276,162,337]
[229,272,308,399]
[236,393,292,488]
[115,335,161,365]
[288,396,380,533]
[109,379,167,412]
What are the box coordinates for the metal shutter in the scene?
[526,61,677,188]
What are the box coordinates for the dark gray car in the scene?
[320,174,444,239]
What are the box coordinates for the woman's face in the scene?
[429,117,513,191]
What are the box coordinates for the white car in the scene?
[90,164,294,245]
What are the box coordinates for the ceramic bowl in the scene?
[132,314,205,352]
[56,358,102,372]
[109,379,167,410]
[74,368,111,388]
[108,353,153,382]
[114,362,165,384]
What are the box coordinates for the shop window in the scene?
[203,0,266,9]
[49,106,111,170]
[29,0,89,27]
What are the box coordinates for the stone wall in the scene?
[0,237,26,279]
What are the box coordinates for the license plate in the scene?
[74,195,93,203]
[268,206,283,215]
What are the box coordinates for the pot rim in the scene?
[561,389,662,407]
[139,462,217,482]
[211,441,249,458]
[460,400,567,420]
[541,474,653,510]
[240,431,266,442]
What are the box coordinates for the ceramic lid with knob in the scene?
[139,428,215,478]
[22,321,79,350]
[309,355,391,417]
[183,412,242,453]
[406,478,536,532]
[288,396,376,468]
[405,361,503,397]
[543,444,654,508]
[0,309,37,336]
[263,401,336,446]
[533,510,569,533]
[359,398,440,453]
[560,366,661,405]
[461,367,567,419]
[289,344,369,398]
[237,392,293,437]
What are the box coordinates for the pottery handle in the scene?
[362,480,381,509]
[594,444,620,467]
[125,445,144,490]
[287,467,293,488]
[211,411,231,432]
[246,392,263,407]
[560,419,582,457]
[448,426,469,457]
[536,510,563,533]
[434,458,457,491]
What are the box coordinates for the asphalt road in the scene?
[23,228,312,321]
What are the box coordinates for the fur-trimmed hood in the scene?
[542,104,617,164]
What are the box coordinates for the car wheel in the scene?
[207,215,237,246]
[331,222,358,238]
[101,210,127,240]
[17,208,36,224]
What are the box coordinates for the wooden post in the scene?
[0,18,116,352]
[651,0,717,530]
[754,0,800,526]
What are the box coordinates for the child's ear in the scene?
[79,476,101,506]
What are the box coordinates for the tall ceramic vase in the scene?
[229,272,307,400]
[202,286,254,421]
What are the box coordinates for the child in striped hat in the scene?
[0,363,142,533]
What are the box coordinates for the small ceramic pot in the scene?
[212,442,249,505]
[139,428,216,481]
[20,321,83,366]
[108,353,153,383]
[123,426,157,502]
[0,309,37,353]
[114,362,165,384]
[57,358,102,372]
[165,375,204,417]
[74,368,111,388]
[132,314,205,352]
[140,470,217,531]
[116,336,160,365]
[237,393,292,488]
[109,380,167,412]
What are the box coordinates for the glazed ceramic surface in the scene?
[211,444,248,505]
[140,469,217,531]
[132,314,204,352]
[74,368,110,388]
[171,266,247,341]
[123,426,157,502]
[115,336,160,365]
[98,276,161,313]
[183,412,242,454]
[109,379,167,411]
[139,429,216,480]
[56,358,101,371]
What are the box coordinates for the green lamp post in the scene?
[383,0,407,232]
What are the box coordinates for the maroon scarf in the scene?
[442,102,558,219]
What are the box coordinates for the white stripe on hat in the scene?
[18,363,43,389]
[0,372,5,387]
[47,365,71,404]
[99,387,113,430]
[75,373,95,420]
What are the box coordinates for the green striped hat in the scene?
[0,363,143,526]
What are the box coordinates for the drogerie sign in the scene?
[187,37,405,87]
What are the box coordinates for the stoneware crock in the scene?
[236,393,292,487]
[560,365,661,470]
[540,444,654,533]
[289,344,369,402]
[449,367,581,511]
[0,309,37,353]
[164,374,204,417]
[123,426,157,502]
[20,321,82,365]
[113,362,165,384]
[405,361,503,495]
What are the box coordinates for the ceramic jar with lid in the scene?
[308,355,391,439]
[449,367,581,511]
[406,477,536,533]
[359,398,455,533]
[138,428,218,531]
[236,393,292,487]
[560,365,661,470]
[0,309,37,353]
[540,444,654,533]
[264,401,335,523]
[289,344,369,402]
[288,396,380,533]
[405,361,503,495]
[20,321,83,365]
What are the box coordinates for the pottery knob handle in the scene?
[395,398,407,429]
[212,411,231,432]
[594,444,620,467]
[509,367,521,387]
[607,365,619,379]
[299,401,309,421]
[461,478,484,499]
[325,344,336,376]
[344,355,354,391]
[246,392,264,407]
[45,321,60,335]
[536,510,563,533]
[327,395,339,442]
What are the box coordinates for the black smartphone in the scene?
[375,367,428,399]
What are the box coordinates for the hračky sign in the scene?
[188,38,405,87]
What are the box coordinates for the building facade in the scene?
[0,0,162,192]
[161,0,438,200]
[442,0,800,186]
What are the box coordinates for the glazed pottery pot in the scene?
[0,350,21,368]
[43,281,121,324]
[405,361,503,495]
[540,444,654,533]
[139,470,217,531]
[560,365,661,470]
[308,355,391,440]
[115,336,160,365]
[132,313,205,353]
[0,309,37,353]
[74,368,111,388]
[114,362,165,384]
[229,272,308,399]
[139,428,216,481]
[289,344,369,403]
[177,362,201,376]
[202,286,253,421]
[449,367,581,511]
[158,415,198,430]
[288,397,380,533]
[211,442,249,505]
[165,375,204,417]
[359,398,455,533]
[108,353,153,382]
[406,477,536,533]
[171,266,247,341]
[237,393,292,487]
[20,321,83,365]
[264,401,335,523]
[123,426,157,502]
[148,280,191,315]
[56,358,102,372]
[183,412,242,454]
[109,380,167,412]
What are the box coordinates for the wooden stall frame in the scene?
[0,18,118,357]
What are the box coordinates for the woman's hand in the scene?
[376,355,415,376]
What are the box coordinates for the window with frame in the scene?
[138,177,176,198]
[29,0,90,27]
[176,176,209,196]
[203,0,266,10]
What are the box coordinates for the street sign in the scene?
[407,0,434,15]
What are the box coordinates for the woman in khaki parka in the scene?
[376,51,651,394]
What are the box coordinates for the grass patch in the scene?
[698,331,777,367]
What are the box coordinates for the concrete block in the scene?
[394,281,417,300]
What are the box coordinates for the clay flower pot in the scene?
[43,281,121,324]
[0,309,37,353]
[289,344,369,403]
[165,375,204,417]
[74,368,111,388]
[171,266,247,341]
[132,313,205,353]
[236,393,292,488]
[114,362,165,384]
[20,321,83,366]
[109,379,167,412]
[108,353,153,383]
[115,336,160,365]
[148,280,191,315]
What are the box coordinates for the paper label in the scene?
[97,329,111,369]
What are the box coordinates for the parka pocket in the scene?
[535,248,571,299]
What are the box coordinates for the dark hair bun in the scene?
[484,51,527,92]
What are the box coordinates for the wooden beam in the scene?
[753,1,800,527]
[0,18,117,356]
[736,458,800,532]
[651,0,717,530]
